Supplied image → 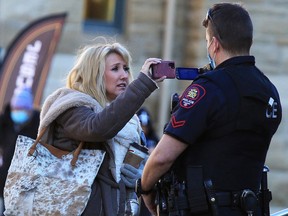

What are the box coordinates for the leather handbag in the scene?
[3,128,105,216]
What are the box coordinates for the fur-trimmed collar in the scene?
[39,87,102,133]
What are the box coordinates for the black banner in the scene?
[0,13,67,112]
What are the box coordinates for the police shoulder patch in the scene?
[180,84,206,109]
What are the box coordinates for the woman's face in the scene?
[104,52,129,101]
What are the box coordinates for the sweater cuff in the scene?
[138,72,159,90]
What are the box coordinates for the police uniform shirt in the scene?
[164,56,282,190]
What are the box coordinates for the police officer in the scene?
[138,3,282,216]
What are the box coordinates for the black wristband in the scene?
[135,178,153,196]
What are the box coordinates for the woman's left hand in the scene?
[120,163,141,188]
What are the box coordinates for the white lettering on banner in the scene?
[14,40,42,95]
[266,101,278,119]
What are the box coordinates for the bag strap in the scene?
[28,127,84,166]
[28,127,48,156]
[71,141,84,166]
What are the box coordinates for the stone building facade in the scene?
[0,0,287,212]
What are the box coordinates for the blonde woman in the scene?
[38,39,165,215]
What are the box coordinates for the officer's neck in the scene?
[215,49,250,67]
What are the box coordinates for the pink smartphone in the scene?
[151,61,176,79]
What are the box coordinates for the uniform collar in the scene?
[216,56,255,69]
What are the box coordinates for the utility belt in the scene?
[156,166,270,216]
[215,190,257,207]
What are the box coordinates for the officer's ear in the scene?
[212,36,220,52]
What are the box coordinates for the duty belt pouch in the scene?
[186,165,209,214]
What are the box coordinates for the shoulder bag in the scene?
[3,128,105,216]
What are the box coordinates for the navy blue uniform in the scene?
[164,56,282,215]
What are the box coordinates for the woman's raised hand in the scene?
[141,58,166,82]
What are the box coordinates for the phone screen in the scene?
[176,67,200,80]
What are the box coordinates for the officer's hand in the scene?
[142,192,157,216]
[121,163,141,188]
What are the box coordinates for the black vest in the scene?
[174,62,282,191]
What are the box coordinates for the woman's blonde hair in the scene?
[66,39,133,107]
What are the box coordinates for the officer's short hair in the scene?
[203,3,253,55]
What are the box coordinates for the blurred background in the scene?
[0,0,287,213]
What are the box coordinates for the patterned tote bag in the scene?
[3,128,105,216]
